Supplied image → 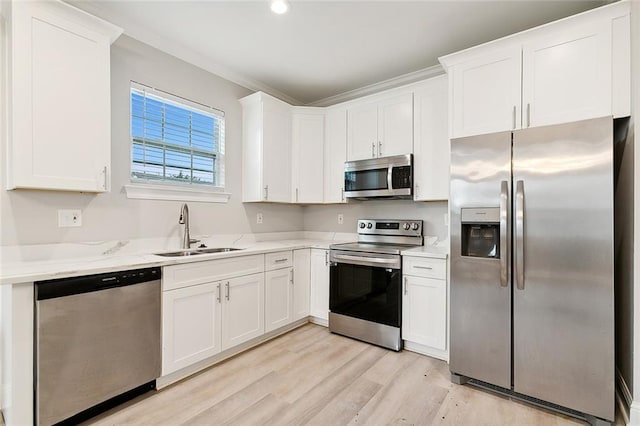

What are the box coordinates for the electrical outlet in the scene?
[338,214,344,225]
[444,213,449,226]
[58,209,82,227]
[257,213,263,224]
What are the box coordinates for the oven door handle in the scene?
[332,253,400,269]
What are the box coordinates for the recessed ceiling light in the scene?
[270,0,289,14]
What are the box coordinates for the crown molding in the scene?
[65,1,302,105]
[306,64,445,107]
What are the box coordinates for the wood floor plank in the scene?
[83,324,595,426]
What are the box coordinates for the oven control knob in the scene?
[412,223,420,231]
[359,222,366,229]
[367,222,373,229]
[403,223,410,230]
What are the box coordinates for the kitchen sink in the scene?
[154,247,242,257]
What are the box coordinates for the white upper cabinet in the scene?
[324,107,347,203]
[240,92,292,202]
[291,110,325,203]
[449,46,522,138]
[441,1,630,138]
[521,19,611,128]
[5,0,122,192]
[347,93,413,161]
[413,76,450,201]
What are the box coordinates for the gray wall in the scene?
[0,36,304,246]
[304,201,449,241]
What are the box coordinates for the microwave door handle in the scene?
[387,166,393,191]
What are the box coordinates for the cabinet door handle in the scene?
[325,251,328,266]
[341,187,345,202]
[526,103,531,128]
[274,258,288,263]
[371,142,375,157]
[296,188,299,202]
[415,183,419,198]
[414,265,433,270]
[264,185,269,200]
[404,276,408,295]
[225,282,230,301]
[512,106,516,130]
[290,269,294,285]
[216,283,221,303]
[378,141,382,156]
[102,166,108,190]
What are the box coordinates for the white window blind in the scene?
[130,82,225,189]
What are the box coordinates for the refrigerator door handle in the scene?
[515,180,525,290]
[500,180,509,287]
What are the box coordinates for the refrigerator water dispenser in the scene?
[460,207,500,258]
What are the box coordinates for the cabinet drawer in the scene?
[265,251,293,271]
[403,256,446,279]
[163,255,264,291]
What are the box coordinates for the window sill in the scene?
[124,183,231,203]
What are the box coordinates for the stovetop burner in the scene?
[330,219,424,254]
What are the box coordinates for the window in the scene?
[129,82,226,195]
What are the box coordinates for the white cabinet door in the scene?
[402,275,446,351]
[262,97,292,202]
[221,273,265,350]
[310,249,330,322]
[347,102,378,161]
[162,282,222,375]
[264,268,293,332]
[522,19,611,128]
[292,249,311,321]
[292,113,324,203]
[241,93,292,202]
[450,46,522,138]
[413,76,449,201]
[8,1,120,192]
[324,107,347,203]
[377,93,413,157]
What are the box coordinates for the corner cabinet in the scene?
[413,76,449,201]
[441,1,630,138]
[5,0,122,192]
[240,92,292,202]
[347,93,413,161]
[402,255,449,361]
[324,107,347,203]
[291,109,325,203]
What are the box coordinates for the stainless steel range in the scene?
[329,219,423,351]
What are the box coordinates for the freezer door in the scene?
[512,116,614,421]
[450,131,512,389]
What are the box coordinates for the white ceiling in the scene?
[69,0,607,106]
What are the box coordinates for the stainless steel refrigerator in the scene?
[449,116,622,424]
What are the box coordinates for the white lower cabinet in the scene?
[222,273,265,349]
[162,257,265,376]
[310,248,330,323]
[162,282,222,375]
[292,249,311,320]
[402,255,448,360]
[265,267,293,332]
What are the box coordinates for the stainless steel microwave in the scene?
[344,154,413,199]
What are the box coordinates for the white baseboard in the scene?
[309,316,328,327]
[403,340,449,362]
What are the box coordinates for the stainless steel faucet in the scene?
[179,203,200,249]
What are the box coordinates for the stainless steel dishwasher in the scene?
[35,267,161,425]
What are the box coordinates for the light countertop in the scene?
[1,232,449,285]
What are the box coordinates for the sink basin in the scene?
[196,247,242,254]
[154,247,242,257]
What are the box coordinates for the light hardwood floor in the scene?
[84,324,610,426]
